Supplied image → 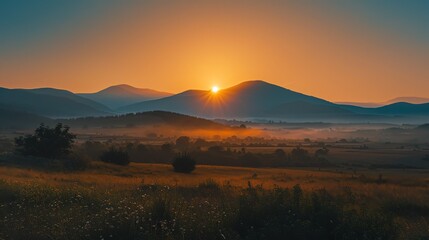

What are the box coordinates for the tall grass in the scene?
[0,179,399,240]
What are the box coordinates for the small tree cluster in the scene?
[315,147,330,158]
[172,153,196,173]
[291,146,309,160]
[15,123,76,159]
[100,147,130,166]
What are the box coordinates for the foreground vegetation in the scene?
[0,177,396,239]
[0,162,428,239]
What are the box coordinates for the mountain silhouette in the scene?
[0,87,110,118]
[0,107,53,129]
[62,111,226,129]
[385,97,429,105]
[336,96,429,108]
[340,102,429,116]
[79,84,172,109]
[28,88,111,112]
[118,80,355,120]
[2,81,429,122]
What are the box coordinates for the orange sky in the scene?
[0,1,428,102]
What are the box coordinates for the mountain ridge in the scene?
[0,87,110,118]
[78,84,172,109]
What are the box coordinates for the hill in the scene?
[0,87,110,118]
[0,107,53,129]
[29,88,112,112]
[386,97,429,105]
[340,102,429,116]
[62,111,227,129]
[78,84,172,109]
[336,97,429,108]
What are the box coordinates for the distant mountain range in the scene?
[118,80,429,122]
[78,84,172,109]
[1,81,429,124]
[118,80,356,120]
[336,97,429,108]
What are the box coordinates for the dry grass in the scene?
[0,162,428,238]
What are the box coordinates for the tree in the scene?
[161,143,173,152]
[315,147,329,158]
[175,136,191,151]
[100,147,130,166]
[274,148,286,158]
[172,153,196,173]
[15,123,76,158]
[291,146,309,160]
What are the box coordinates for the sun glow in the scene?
[211,86,219,93]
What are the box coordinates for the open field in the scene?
[1,122,429,239]
[1,162,429,239]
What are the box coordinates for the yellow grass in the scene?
[1,162,428,197]
[1,162,429,238]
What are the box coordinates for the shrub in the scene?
[100,147,130,166]
[172,153,196,173]
[15,123,76,159]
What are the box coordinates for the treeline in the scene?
[2,124,332,170]
[74,136,331,168]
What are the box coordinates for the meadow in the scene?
[1,123,429,239]
[0,161,428,239]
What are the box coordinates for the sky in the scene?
[0,0,428,102]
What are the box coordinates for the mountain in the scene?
[119,80,356,120]
[62,111,226,129]
[0,87,110,118]
[339,102,429,116]
[27,88,112,112]
[336,97,429,108]
[0,107,53,129]
[78,84,172,109]
[335,101,382,108]
[385,97,429,105]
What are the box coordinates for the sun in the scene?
[211,86,219,93]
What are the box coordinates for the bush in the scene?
[172,153,196,173]
[15,123,76,159]
[100,148,130,166]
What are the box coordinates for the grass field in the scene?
[1,162,428,239]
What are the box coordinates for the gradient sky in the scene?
[0,0,428,102]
